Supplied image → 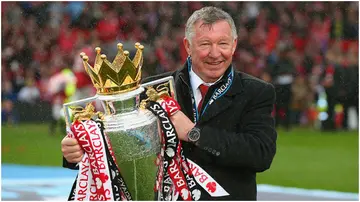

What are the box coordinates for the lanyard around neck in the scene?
[186,57,234,123]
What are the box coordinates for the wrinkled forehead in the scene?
[193,20,233,37]
[194,19,230,30]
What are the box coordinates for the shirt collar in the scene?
[189,67,223,91]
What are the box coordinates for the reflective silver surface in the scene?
[97,87,160,200]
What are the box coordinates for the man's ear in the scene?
[183,38,191,55]
[232,38,238,55]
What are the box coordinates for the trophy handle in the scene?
[141,76,177,101]
[63,95,99,134]
[63,76,175,135]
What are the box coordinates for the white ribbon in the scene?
[187,159,229,197]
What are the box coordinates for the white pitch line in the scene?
[2,179,358,200]
[257,184,359,200]
[2,178,75,185]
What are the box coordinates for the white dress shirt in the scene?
[189,67,221,107]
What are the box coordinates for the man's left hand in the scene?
[170,110,195,142]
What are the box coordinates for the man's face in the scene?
[184,20,237,83]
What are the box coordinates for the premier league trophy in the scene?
[63,42,176,200]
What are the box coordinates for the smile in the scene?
[206,61,223,65]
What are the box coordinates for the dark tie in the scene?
[198,84,209,113]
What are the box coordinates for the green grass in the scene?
[257,127,359,193]
[2,124,358,193]
[2,123,65,166]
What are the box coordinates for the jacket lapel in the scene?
[175,63,245,124]
[199,70,244,124]
[176,65,196,122]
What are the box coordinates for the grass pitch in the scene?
[1,123,358,193]
[257,127,358,193]
[2,123,64,166]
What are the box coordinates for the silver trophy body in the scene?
[64,76,176,200]
[99,86,160,200]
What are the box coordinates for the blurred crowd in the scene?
[2,2,358,131]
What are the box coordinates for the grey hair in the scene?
[185,6,238,44]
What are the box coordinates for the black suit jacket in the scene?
[143,63,277,200]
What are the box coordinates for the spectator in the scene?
[1,2,358,130]
[17,78,40,104]
[291,75,311,125]
[2,99,18,125]
[267,46,296,130]
[2,80,17,102]
[344,8,358,40]
[330,8,345,40]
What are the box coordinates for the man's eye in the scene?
[200,43,210,46]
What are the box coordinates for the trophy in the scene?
[63,42,176,200]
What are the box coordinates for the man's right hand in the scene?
[61,137,84,163]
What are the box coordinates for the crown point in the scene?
[83,55,89,61]
[80,52,86,58]
[117,43,123,50]
[82,43,144,95]
[95,47,101,54]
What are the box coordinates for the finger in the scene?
[61,137,79,146]
[64,151,84,161]
[66,156,82,164]
[170,114,178,121]
[71,156,84,163]
[170,109,180,116]
[62,144,83,154]
[170,116,175,122]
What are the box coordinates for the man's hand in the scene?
[61,137,84,163]
[170,111,195,141]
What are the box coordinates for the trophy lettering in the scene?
[63,42,176,200]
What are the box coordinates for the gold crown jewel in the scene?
[80,42,144,95]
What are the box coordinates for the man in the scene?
[62,6,277,200]
[266,45,295,130]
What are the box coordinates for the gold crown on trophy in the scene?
[80,42,144,95]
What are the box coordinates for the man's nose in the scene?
[208,44,221,58]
